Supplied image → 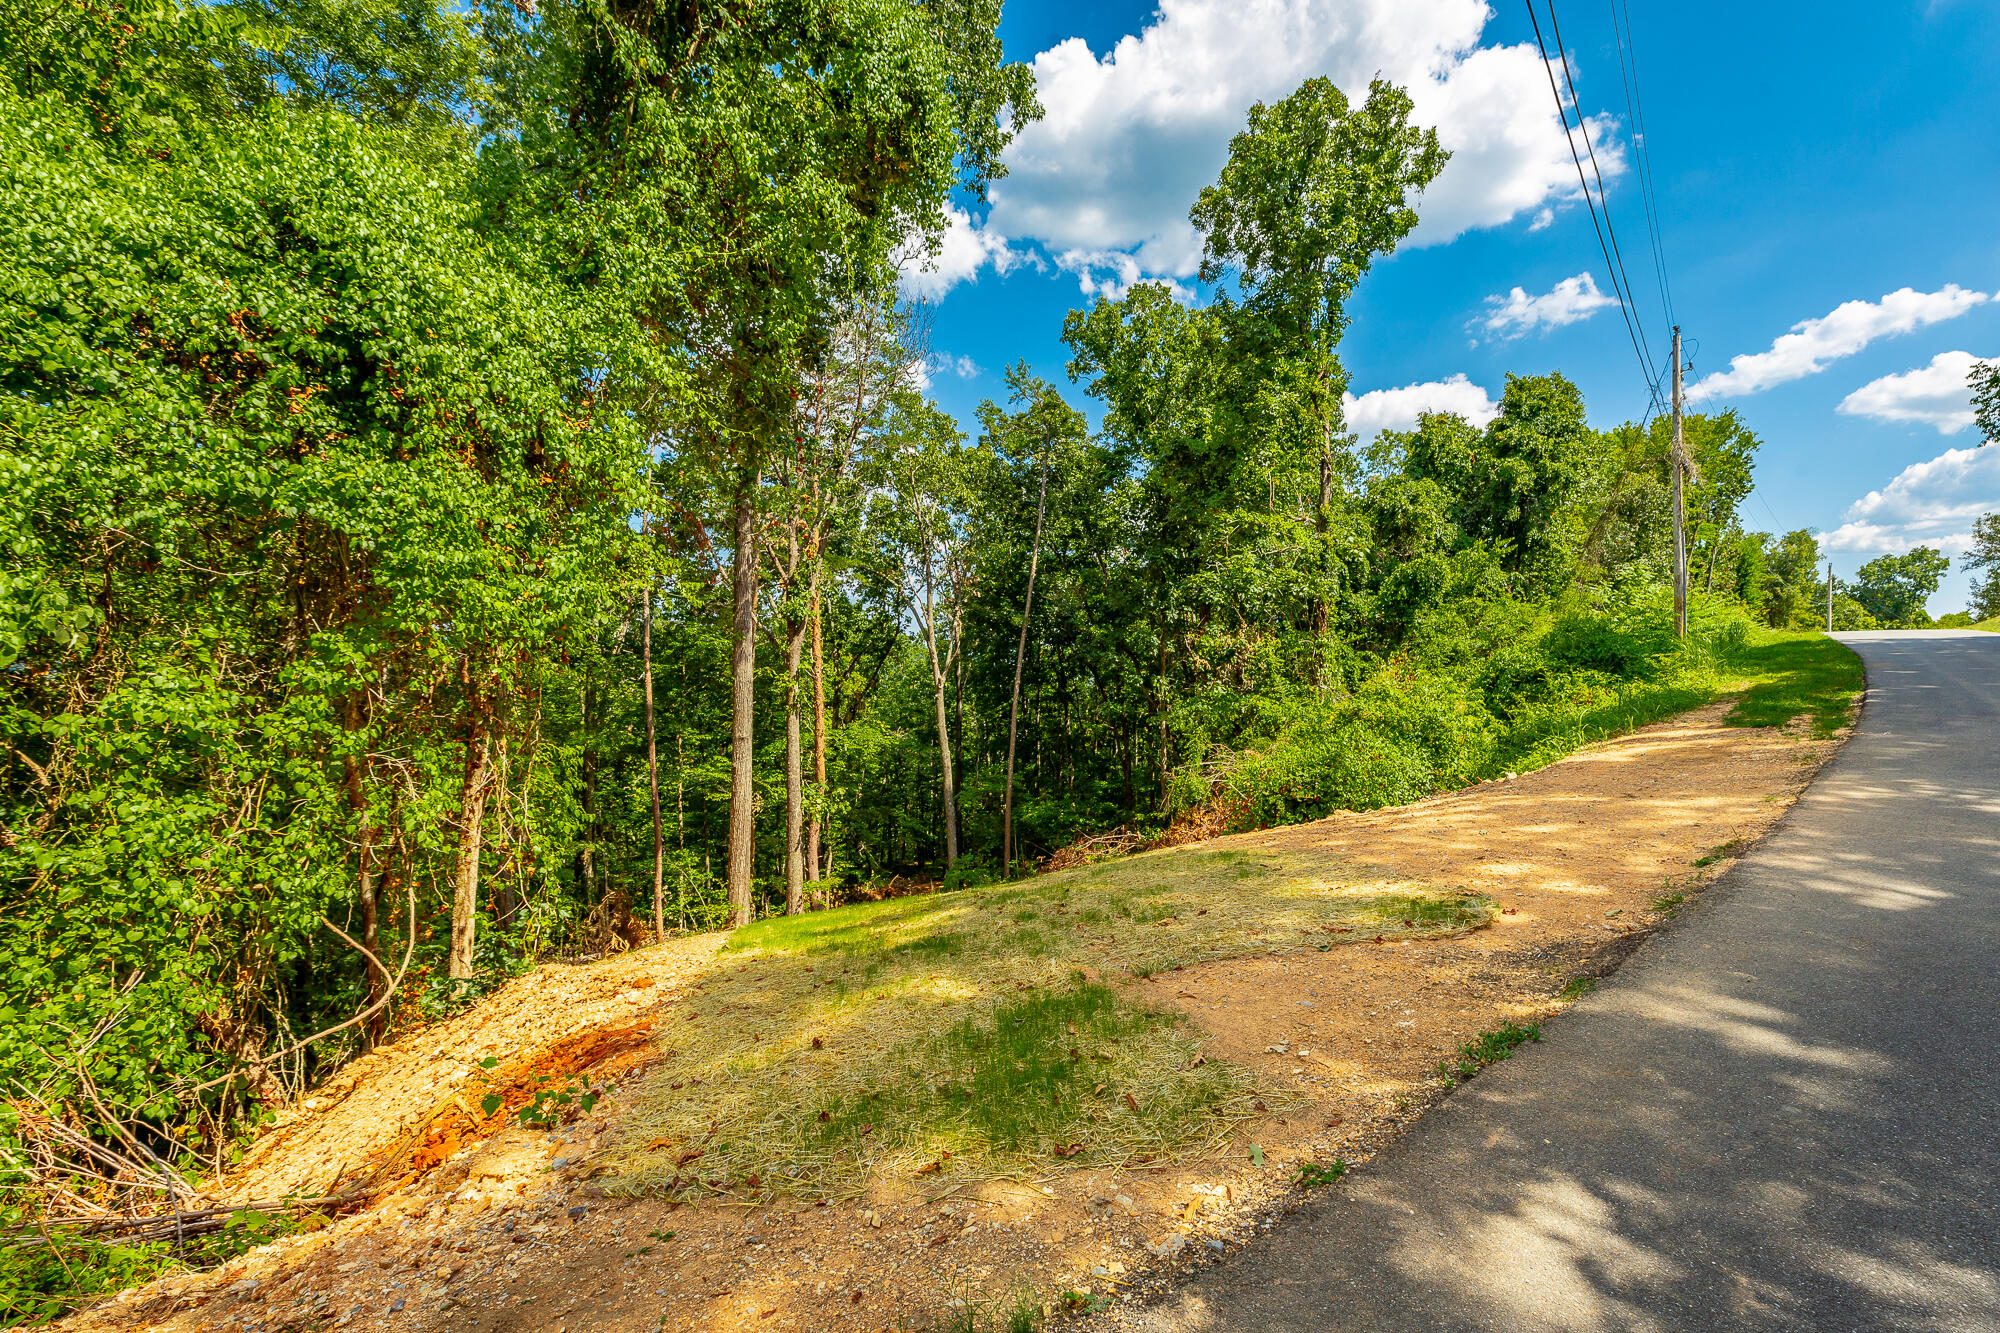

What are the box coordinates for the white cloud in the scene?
[1837,350,1988,434]
[896,206,1036,302]
[1052,249,1195,302]
[1686,285,1991,402]
[1343,374,1498,436]
[988,0,1622,290]
[1822,442,2000,555]
[902,352,983,394]
[1480,272,1619,339]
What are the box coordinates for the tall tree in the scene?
[975,366,1089,875]
[482,0,1035,924]
[867,402,978,869]
[1852,547,1951,627]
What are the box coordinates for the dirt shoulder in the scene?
[63,701,1845,1333]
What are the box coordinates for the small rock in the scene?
[1145,1232,1188,1259]
[1206,1239,1225,1252]
[1085,1195,1112,1218]
[744,1233,762,1246]
[551,1158,570,1170]
[1114,1194,1138,1216]
[389,1298,406,1313]
[567,1206,588,1220]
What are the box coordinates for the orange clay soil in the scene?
[64,700,1846,1333]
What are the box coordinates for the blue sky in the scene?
[905,0,2000,612]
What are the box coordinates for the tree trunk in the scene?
[448,704,492,980]
[922,613,960,869]
[579,682,598,906]
[807,562,828,889]
[783,617,806,914]
[339,693,384,1044]
[1002,462,1050,879]
[727,468,759,927]
[644,579,664,942]
[934,664,958,870]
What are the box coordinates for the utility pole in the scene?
[1671,326,1688,639]
[1827,561,1835,632]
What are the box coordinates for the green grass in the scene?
[1433,1020,1543,1088]
[1490,627,1862,778]
[1556,976,1598,1001]
[1722,630,1864,736]
[605,847,1491,1201]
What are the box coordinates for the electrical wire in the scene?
[1611,0,1675,330]
[1544,0,1658,377]
[1522,0,1658,392]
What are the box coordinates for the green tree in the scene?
[480,0,1035,925]
[972,366,1092,875]
[1758,529,1826,628]
[1963,513,2000,621]
[1851,548,1950,627]
[1400,374,1602,592]
[1971,358,2000,446]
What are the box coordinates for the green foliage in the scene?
[1434,1021,1542,1088]
[1962,513,2000,621]
[1295,1158,1347,1188]
[0,1236,180,1325]
[1850,547,1950,627]
[1971,358,2000,447]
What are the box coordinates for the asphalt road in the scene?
[1116,631,2000,1333]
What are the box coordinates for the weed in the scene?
[1433,1020,1543,1087]
[1692,838,1746,868]
[1556,977,1597,1000]
[1651,891,1686,915]
[1295,1159,1347,1188]
[1060,1290,1112,1314]
[938,1281,1044,1333]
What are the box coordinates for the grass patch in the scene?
[604,848,1492,1201]
[1722,631,1863,737]
[1556,976,1597,1001]
[1295,1159,1347,1189]
[1433,1020,1542,1088]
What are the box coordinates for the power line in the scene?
[1610,0,1675,330]
[1543,0,1658,378]
[1522,0,1657,394]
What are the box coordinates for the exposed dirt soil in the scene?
[64,702,1845,1333]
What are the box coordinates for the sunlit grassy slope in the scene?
[602,849,1489,1200]
[1723,631,1865,736]
[599,631,1859,1203]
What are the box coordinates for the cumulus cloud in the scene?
[1822,442,2000,555]
[1343,374,1499,436]
[1480,272,1619,339]
[1686,285,1991,403]
[901,352,982,394]
[1837,350,1988,434]
[896,206,1036,302]
[986,0,1620,291]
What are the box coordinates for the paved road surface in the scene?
[1117,631,2000,1333]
